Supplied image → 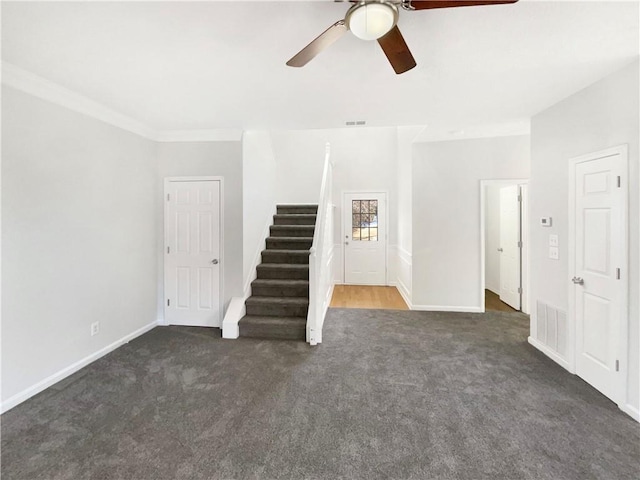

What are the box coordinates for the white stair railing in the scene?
[307,143,334,345]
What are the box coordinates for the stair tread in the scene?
[262,249,310,254]
[258,263,309,269]
[274,213,318,220]
[266,236,313,241]
[246,296,309,305]
[271,224,315,227]
[252,279,309,285]
[277,204,318,207]
[240,315,307,325]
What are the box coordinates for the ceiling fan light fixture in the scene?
[346,2,399,41]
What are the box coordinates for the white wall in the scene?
[1,86,158,407]
[242,131,277,295]
[484,185,502,294]
[271,130,327,205]
[412,135,530,310]
[156,141,243,316]
[530,60,639,416]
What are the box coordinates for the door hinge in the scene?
[518,287,523,294]
[167,299,170,307]
[517,194,522,202]
[616,360,619,372]
[167,193,171,201]
[616,176,621,188]
[517,241,523,248]
[616,268,620,280]
[167,246,170,254]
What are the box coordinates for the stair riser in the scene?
[257,268,309,280]
[252,284,309,298]
[239,323,306,341]
[270,226,315,238]
[277,206,318,215]
[273,216,317,226]
[246,304,308,317]
[261,251,309,265]
[266,239,312,250]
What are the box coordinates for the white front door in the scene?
[165,179,222,327]
[499,185,521,310]
[344,192,386,285]
[572,148,626,403]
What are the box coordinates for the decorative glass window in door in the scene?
[352,200,378,241]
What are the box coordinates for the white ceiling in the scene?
[2,1,638,134]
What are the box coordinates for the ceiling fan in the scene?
[287,0,519,74]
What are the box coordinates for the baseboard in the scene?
[1,320,160,414]
[395,279,412,309]
[411,304,482,313]
[620,403,640,422]
[243,208,275,299]
[527,336,572,372]
[222,297,246,339]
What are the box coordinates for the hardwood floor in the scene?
[330,285,409,310]
[330,286,514,312]
[485,289,518,312]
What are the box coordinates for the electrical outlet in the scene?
[90,322,100,336]
[549,234,559,247]
[549,246,559,260]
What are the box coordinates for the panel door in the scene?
[574,153,623,402]
[165,180,221,327]
[344,193,386,285]
[499,185,521,310]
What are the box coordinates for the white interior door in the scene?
[344,192,386,285]
[572,150,625,403]
[499,185,521,310]
[165,179,221,327]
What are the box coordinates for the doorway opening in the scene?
[481,179,529,314]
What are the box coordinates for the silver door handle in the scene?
[571,276,584,285]
[211,259,219,265]
[497,248,503,252]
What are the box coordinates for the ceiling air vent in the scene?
[346,120,366,126]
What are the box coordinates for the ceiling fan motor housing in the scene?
[346,1,399,41]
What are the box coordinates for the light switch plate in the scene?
[549,246,559,260]
[549,234,559,247]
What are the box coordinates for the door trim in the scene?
[480,179,529,314]
[341,190,389,285]
[163,176,225,327]
[568,145,628,405]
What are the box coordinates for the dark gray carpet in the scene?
[2,309,639,479]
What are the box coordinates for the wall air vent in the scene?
[345,120,366,126]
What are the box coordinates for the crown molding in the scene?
[155,129,243,142]
[1,61,157,140]
[1,62,243,143]
[413,119,531,143]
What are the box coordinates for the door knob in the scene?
[497,248,503,252]
[571,276,584,285]
[211,259,219,265]
[345,242,349,246]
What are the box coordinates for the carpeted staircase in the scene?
[239,205,318,340]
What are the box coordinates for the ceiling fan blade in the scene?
[286,21,348,68]
[408,0,518,10]
[377,26,417,74]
